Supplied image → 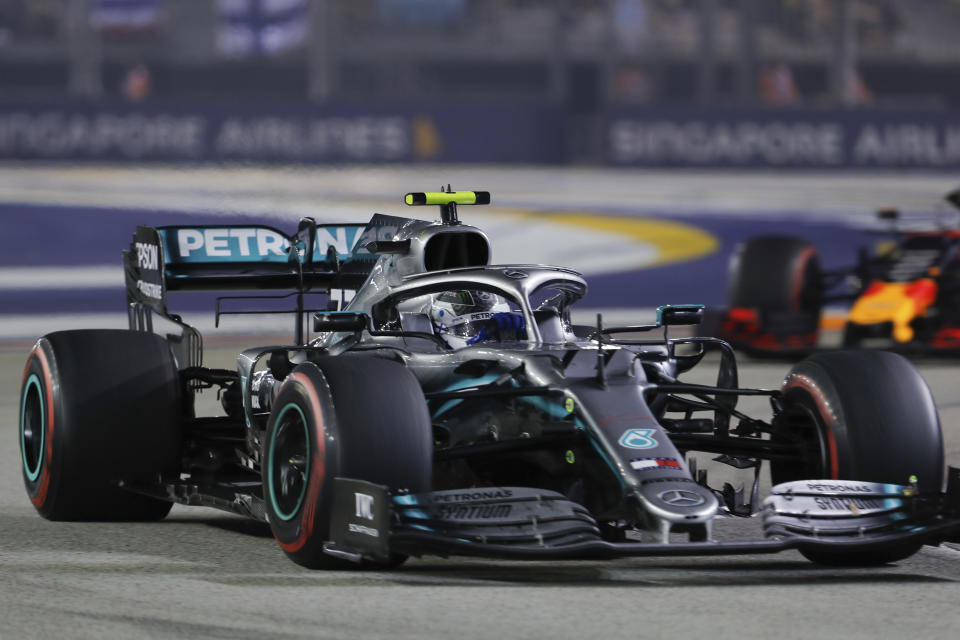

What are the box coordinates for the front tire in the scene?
[725,235,823,350]
[772,350,943,565]
[20,330,182,521]
[262,356,432,569]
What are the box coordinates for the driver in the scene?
[429,290,526,348]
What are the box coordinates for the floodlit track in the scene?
[2,167,960,638]
[2,344,959,640]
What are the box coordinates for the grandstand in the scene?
[2,0,960,106]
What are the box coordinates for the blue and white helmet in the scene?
[430,290,513,347]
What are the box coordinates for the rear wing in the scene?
[123,214,415,347]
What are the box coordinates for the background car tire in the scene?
[727,235,823,347]
[262,355,432,569]
[771,350,944,565]
[20,330,182,521]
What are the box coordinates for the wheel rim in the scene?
[21,374,44,482]
[268,403,311,521]
[772,402,829,483]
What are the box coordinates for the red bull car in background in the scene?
[18,189,960,570]
[721,188,960,354]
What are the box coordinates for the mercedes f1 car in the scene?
[19,189,960,569]
[720,188,960,354]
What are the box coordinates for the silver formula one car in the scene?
[19,189,960,568]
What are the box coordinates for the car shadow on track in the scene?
[165,515,274,538]
[388,560,952,588]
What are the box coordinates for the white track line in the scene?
[0,266,123,290]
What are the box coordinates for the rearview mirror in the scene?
[657,304,704,327]
[876,207,899,221]
[312,311,369,333]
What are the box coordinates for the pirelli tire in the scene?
[728,235,823,346]
[772,350,944,566]
[19,330,182,521]
[262,356,433,570]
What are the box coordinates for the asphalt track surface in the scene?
[3,167,960,638]
[2,342,960,640]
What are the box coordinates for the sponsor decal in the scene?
[814,496,884,512]
[630,457,682,472]
[657,489,706,507]
[177,228,288,259]
[354,492,375,520]
[429,489,514,503]
[804,482,874,494]
[619,428,658,450]
[435,504,513,520]
[134,241,158,271]
[763,494,904,517]
[503,269,528,279]
[162,226,363,263]
[136,280,162,300]
[348,523,380,538]
[564,398,575,413]
[565,449,576,464]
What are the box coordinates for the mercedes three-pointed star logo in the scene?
[657,489,706,507]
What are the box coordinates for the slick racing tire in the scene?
[20,330,182,521]
[262,356,432,570]
[772,350,943,566]
[727,235,823,347]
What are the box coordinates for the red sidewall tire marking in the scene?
[276,371,327,554]
[23,346,55,508]
[784,374,839,479]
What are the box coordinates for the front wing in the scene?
[323,476,960,564]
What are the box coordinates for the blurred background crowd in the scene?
[1,0,958,107]
[2,1,960,167]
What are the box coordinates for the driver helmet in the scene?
[430,289,517,348]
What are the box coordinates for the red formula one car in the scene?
[720,189,960,355]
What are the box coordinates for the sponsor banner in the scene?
[0,98,563,164]
[608,107,960,168]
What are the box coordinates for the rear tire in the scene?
[772,350,943,565]
[20,330,182,521]
[262,356,432,569]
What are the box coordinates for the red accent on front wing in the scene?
[931,327,960,349]
[727,307,759,324]
[721,309,817,350]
